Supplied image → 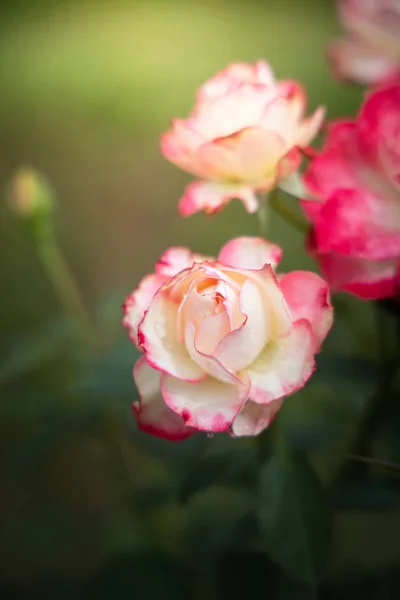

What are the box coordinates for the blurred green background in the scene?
[1,1,399,598]
[0,0,362,335]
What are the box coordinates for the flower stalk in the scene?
[36,232,97,349]
[269,188,309,234]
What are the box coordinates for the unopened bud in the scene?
[7,167,55,218]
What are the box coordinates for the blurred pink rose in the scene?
[123,237,332,440]
[301,84,400,300]
[329,0,400,86]
[160,61,324,216]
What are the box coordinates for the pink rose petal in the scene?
[133,356,197,440]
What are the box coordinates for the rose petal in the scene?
[276,147,302,180]
[184,323,240,384]
[156,246,211,278]
[198,61,276,104]
[161,373,250,432]
[139,293,205,382]
[123,274,164,347]
[178,180,259,216]
[196,312,232,355]
[279,271,333,349]
[303,121,360,200]
[214,279,270,372]
[160,120,209,179]
[133,356,197,440]
[231,398,283,437]
[357,84,400,176]
[280,80,307,122]
[230,264,292,338]
[310,235,400,300]
[296,106,326,147]
[192,83,276,139]
[198,127,287,184]
[259,96,294,135]
[218,236,283,270]
[315,189,400,260]
[299,198,325,224]
[248,319,316,404]
[328,38,399,86]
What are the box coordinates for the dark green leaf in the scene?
[95,286,132,342]
[0,317,75,385]
[333,471,400,510]
[184,486,256,558]
[327,510,400,575]
[179,435,256,502]
[87,552,191,600]
[281,354,377,449]
[72,338,140,402]
[258,435,332,584]
[101,512,141,556]
[280,354,377,483]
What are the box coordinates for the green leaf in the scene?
[88,552,191,600]
[333,471,400,510]
[281,354,376,449]
[184,486,256,559]
[95,286,132,342]
[327,509,400,575]
[279,354,377,483]
[179,435,256,502]
[73,338,140,402]
[258,435,332,584]
[101,512,142,556]
[0,317,75,385]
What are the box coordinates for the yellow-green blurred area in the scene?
[0,0,363,331]
[1,1,398,598]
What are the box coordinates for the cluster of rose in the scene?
[123,0,400,441]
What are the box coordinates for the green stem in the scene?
[37,233,97,348]
[256,192,269,236]
[353,303,399,456]
[269,189,309,233]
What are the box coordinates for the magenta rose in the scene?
[302,84,400,300]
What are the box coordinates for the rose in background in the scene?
[329,0,400,86]
[161,61,324,216]
[301,84,400,300]
[123,237,332,440]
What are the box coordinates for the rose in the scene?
[160,61,324,217]
[301,84,400,300]
[123,237,332,439]
[328,0,400,86]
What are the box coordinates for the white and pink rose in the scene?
[123,237,332,440]
[161,61,324,216]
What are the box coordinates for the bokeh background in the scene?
[1,0,399,598]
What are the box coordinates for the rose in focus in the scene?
[123,237,332,439]
[302,84,400,300]
[329,0,400,86]
[161,61,324,216]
